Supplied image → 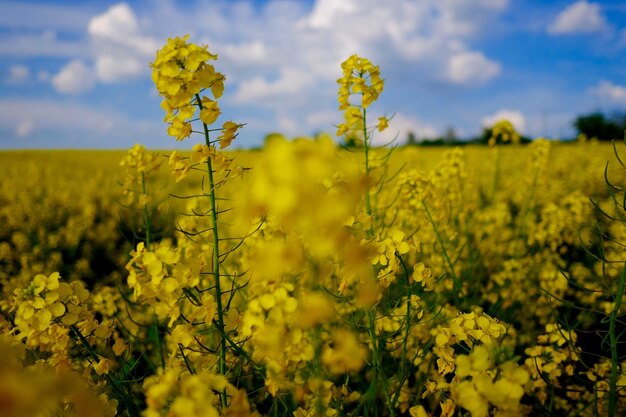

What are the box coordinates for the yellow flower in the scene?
[296,292,335,328]
[456,345,491,378]
[218,121,239,148]
[336,54,385,141]
[151,35,225,140]
[456,380,488,417]
[191,144,213,165]
[337,55,384,110]
[167,118,192,141]
[377,116,389,132]
[322,328,368,375]
[412,262,434,291]
[112,337,127,356]
[93,357,114,375]
[409,405,429,417]
[169,324,195,348]
[439,399,456,417]
[488,119,520,146]
[199,96,221,125]
[168,151,191,182]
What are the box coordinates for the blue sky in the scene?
[0,0,625,149]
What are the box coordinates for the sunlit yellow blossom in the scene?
[296,292,335,328]
[488,119,520,146]
[219,121,239,148]
[377,116,389,132]
[440,399,456,417]
[167,118,193,141]
[151,35,224,139]
[199,96,221,125]
[337,54,384,110]
[412,262,434,291]
[191,143,213,165]
[168,151,191,182]
[409,405,429,417]
[322,328,368,375]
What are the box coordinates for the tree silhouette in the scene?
[574,112,625,141]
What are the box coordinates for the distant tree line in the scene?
[405,127,531,147]
[572,112,626,141]
[402,111,626,146]
[263,111,626,149]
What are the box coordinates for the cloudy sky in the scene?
[0,0,625,149]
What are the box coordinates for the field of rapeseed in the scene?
[1,36,625,417]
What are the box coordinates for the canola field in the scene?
[1,36,625,417]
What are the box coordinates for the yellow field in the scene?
[1,139,625,417]
[2,36,625,417]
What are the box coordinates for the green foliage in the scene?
[574,112,626,141]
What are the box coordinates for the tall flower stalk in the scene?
[194,91,227,386]
[336,54,387,234]
[150,35,242,407]
[336,54,398,416]
[119,144,162,249]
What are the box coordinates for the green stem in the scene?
[152,315,165,368]
[367,309,396,417]
[491,146,501,203]
[361,106,373,235]
[422,200,461,302]
[359,102,395,417]
[195,93,227,409]
[608,263,625,417]
[141,171,151,249]
[70,325,140,417]
[312,328,326,417]
[391,253,413,408]
[512,152,541,257]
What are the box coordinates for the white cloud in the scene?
[3,0,511,144]
[88,3,158,82]
[548,1,607,35]
[482,109,526,132]
[192,0,507,88]
[0,99,165,148]
[52,60,94,94]
[0,1,92,32]
[37,70,50,82]
[49,2,160,92]
[447,51,501,85]
[42,31,56,42]
[480,0,508,9]
[0,32,86,58]
[88,2,158,56]
[15,119,34,137]
[0,100,111,132]
[590,80,626,105]
[307,0,358,29]
[95,54,144,83]
[206,0,506,134]
[232,69,312,103]
[220,41,269,65]
[276,114,299,134]
[6,64,30,84]
[305,110,338,130]
[0,2,92,58]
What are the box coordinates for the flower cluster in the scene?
[119,144,162,207]
[151,35,241,185]
[488,119,521,146]
[452,345,530,417]
[336,54,387,140]
[151,35,223,139]
[3,35,626,417]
